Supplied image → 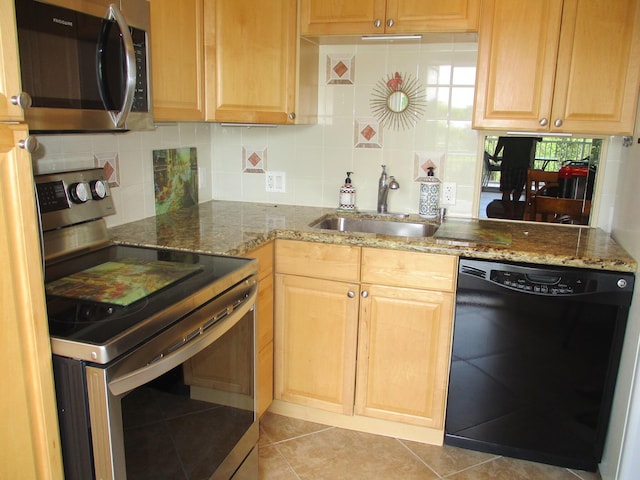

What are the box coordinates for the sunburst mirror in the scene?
[370,72,426,130]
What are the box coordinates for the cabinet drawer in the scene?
[275,240,360,282]
[361,248,457,292]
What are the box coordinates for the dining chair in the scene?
[525,169,559,220]
[532,196,591,224]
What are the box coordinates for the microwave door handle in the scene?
[107,286,257,397]
[99,4,136,128]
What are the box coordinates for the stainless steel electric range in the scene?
[36,168,259,480]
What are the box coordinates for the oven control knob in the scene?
[68,182,90,203]
[90,179,108,200]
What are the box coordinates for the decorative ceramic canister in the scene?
[419,167,440,219]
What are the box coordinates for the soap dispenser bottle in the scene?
[419,167,440,219]
[338,172,356,211]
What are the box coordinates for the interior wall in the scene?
[28,39,621,233]
[600,116,640,480]
[30,123,213,227]
[210,41,479,216]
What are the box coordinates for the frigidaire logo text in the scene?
[52,17,73,27]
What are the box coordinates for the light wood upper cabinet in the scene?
[149,0,205,121]
[473,0,640,135]
[0,0,23,122]
[300,0,480,36]
[205,0,318,124]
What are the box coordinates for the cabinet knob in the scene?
[554,119,563,128]
[10,92,32,109]
[539,118,548,127]
[374,19,382,28]
[347,290,355,298]
[361,291,369,298]
[18,136,39,153]
[386,18,394,28]
[288,112,296,120]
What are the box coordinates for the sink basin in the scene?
[310,215,439,238]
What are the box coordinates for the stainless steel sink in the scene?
[310,215,439,238]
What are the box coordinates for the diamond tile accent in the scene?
[333,61,349,78]
[94,152,120,187]
[243,146,267,173]
[355,119,382,148]
[327,54,355,85]
[414,152,445,181]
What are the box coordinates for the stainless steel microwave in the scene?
[14,0,154,133]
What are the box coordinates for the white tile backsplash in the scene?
[45,41,633,226]
[32,123,212,227]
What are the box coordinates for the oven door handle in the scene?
[108,286,257,396]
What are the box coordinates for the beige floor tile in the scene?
[400,440,499,477]
[259,412,332,445]
[569,468,602,480]
[447,456,594,480]
[258,444,298,480]
[275,427,439,480]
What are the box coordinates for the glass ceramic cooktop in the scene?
[45,245,255,354]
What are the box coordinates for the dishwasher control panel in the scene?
[490,270,589,295]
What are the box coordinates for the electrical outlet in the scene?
[441,182,456,205]
[265,171,286,193]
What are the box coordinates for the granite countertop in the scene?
[108,200,637,272]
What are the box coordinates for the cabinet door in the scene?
[209,0,297,124]
[473,0,563,131]
[246,242,274,418]
[300,0,386,35]
[149,0,204,121]
[355,284,454,428]
[274,274,359,415]
[0,0,24,121]
[551,0,640,135]
[1,124,64,479]
[386,0,480,33]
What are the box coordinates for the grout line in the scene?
[396,438,444,479]
[441,455,504,479]
[266,425,337,446]
[270,443,303,480]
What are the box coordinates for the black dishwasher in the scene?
[445,258,634,471]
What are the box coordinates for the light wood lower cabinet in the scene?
[184,242,274,417]
[356,284,453,428]
[249,242,275,417]
[274,274,360,414]
[273,239,456,439]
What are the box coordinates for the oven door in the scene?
[58,278,258,480]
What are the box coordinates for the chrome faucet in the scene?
[377,165,399,214]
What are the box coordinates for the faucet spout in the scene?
[377,165,399,214]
